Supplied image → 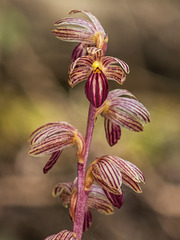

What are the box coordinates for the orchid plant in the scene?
[28,10,150,240]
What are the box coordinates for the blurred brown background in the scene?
[0,0,180,239]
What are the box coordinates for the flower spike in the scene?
[28,122,85,173]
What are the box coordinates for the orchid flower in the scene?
[44,230,77,240]
[69,47,129,107]
[53,178,114,232]
[28,122,85,173]
[96,89,150,146]
[52,9,108,62]
[85,155,145,207]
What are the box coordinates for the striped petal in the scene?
[52,27,95,44]
[69,65,91,88]
[121,172,143,193]
[69,10,106,36]
[102,108,144,132]
[69,55,93,73]
[110,98,150,123]
[91,159,122,194]
[29,133,74,156]
[87,184,114,215]
[107,89,137,100]
[86,183,114,224]
[102,56,130,74]
[87,47,104,60]
[97,89,150,139]
[28,122,75,145]
[44,230,77,240]
[104,118,121,146]
[100,155,145,183]
[54,17,96,33]
[85,71,109,107]
[52,181,73,207]
[103,64,126,85]
[43,150,62,174]
[103,189,123,208]
[96,155,145,193]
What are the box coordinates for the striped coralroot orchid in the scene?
[69,47,129,107]
[28,9,151,240]
[28,122,85,173]
[96,89,150,146]
[53,178,114,232]
[52,9,108,62]
[85,155,145,207]
[44,230,77,240]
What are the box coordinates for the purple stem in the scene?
[73,104,96,239]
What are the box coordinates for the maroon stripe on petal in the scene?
[122,172,142,193]
[52,28,95,44]
[54,17,96,33]
[43,150,62,174]
[44,230,76,240]
[103,189,123,208]
[85,71,109,107]
[70,10,106,36]
[71,43,89,63]
[104,118,121,146]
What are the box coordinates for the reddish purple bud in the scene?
[85,71,109,107]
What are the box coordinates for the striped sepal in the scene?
[52,27,95,44]
[102,56,130,74]
[104,118,121,146]
[44,230,77,240]
[43,150,62,174]
[103,189,123,208]
[87,184,114,215]
[91,159,122,194]
[97,155,145,193]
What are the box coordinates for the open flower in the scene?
[85,155,145,207]
[96,89,150,146]
[28,122,85,173]
[53,178,114,232]
[52,9,108,62]
[44,230,77,240]
[69,47,129,107]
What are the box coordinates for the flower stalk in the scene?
[73,104,96,239]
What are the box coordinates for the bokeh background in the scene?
[0,0,180,239]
